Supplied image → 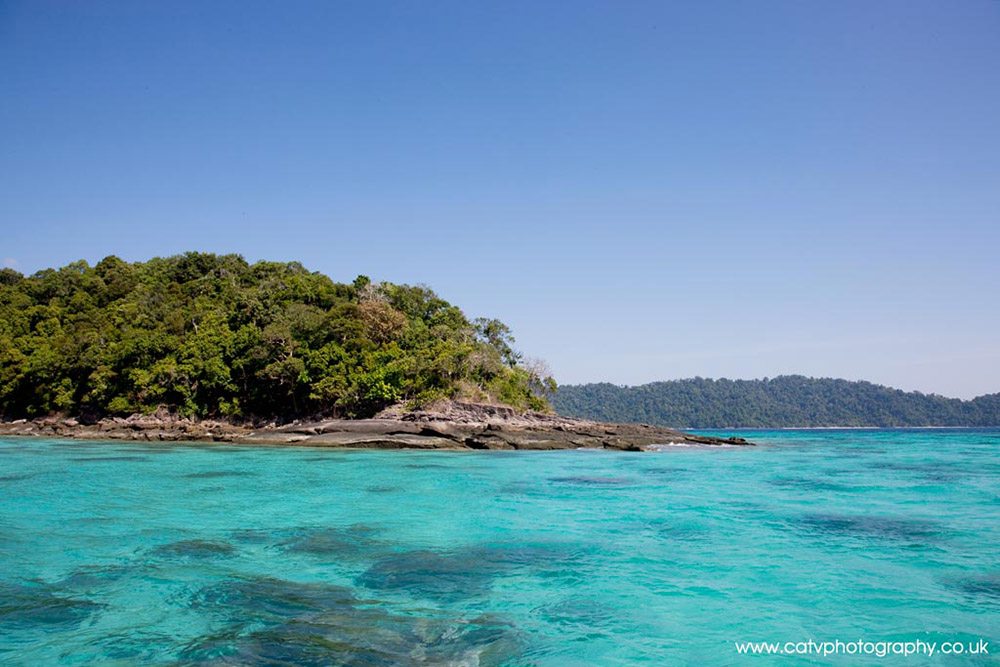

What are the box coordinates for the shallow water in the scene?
[1,430,997,664]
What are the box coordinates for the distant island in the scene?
[0,253,748,449]
[553,376,1000,428]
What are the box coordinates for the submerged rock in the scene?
[58,564,134,590]
[279,525,381,558]
[182,470,256,479]
[365,485,402,493]
[0,581,102,630]
[797,513,942,543]
[358,542,583,601]
[184,576,522,665]
[951,573,1000,602]
[768,476,854,493]
[358,550,499,601]
[549,476,634,486]
[151,539,237,559]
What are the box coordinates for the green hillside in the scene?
[553,376,1000,428]
[0,253,554,420]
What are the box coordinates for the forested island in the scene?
[0,254,749,449]
[0,253,554,420]
[553,376,1000,428]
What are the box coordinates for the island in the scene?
[555,376,1000,428]
[0,254,750,450]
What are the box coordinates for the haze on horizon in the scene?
[2,1,998,400]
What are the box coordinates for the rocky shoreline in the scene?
[0,402,752,451]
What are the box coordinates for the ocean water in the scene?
[0,429,997,665]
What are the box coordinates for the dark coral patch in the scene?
[641,466,691,477]
[185,576,521,665]
[548,476,633,486]
[0,581,102,630]
[280,526,380,558]
[952,573,1000,602]
[59,564,133,590]
[365,485,401,493]
[643,517,709,541]
[152,539,237,559]
[769,476,853,492]
[358,549,496,600]
[183,470,256,479]
[358,542,582,601]
[798,513,941,543]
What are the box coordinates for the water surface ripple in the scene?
[0,429,997,664]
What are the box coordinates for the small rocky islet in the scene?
[0,401,752,450]
[0,255,751,452]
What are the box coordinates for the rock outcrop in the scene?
[0,402,753,450]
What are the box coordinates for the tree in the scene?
[473,318,521,367]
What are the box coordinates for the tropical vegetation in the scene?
[553,376,1000,428]
[0,253,555,420]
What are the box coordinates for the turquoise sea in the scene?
[1,429,997,665]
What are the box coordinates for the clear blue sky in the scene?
[2,1,998,398]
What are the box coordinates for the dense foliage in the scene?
[553,376,1000,428]
[0,254,555,420]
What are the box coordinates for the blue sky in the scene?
[2,1,998,398]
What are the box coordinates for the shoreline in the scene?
[0,402,753,451]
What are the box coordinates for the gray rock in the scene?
[0,402,754,450]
